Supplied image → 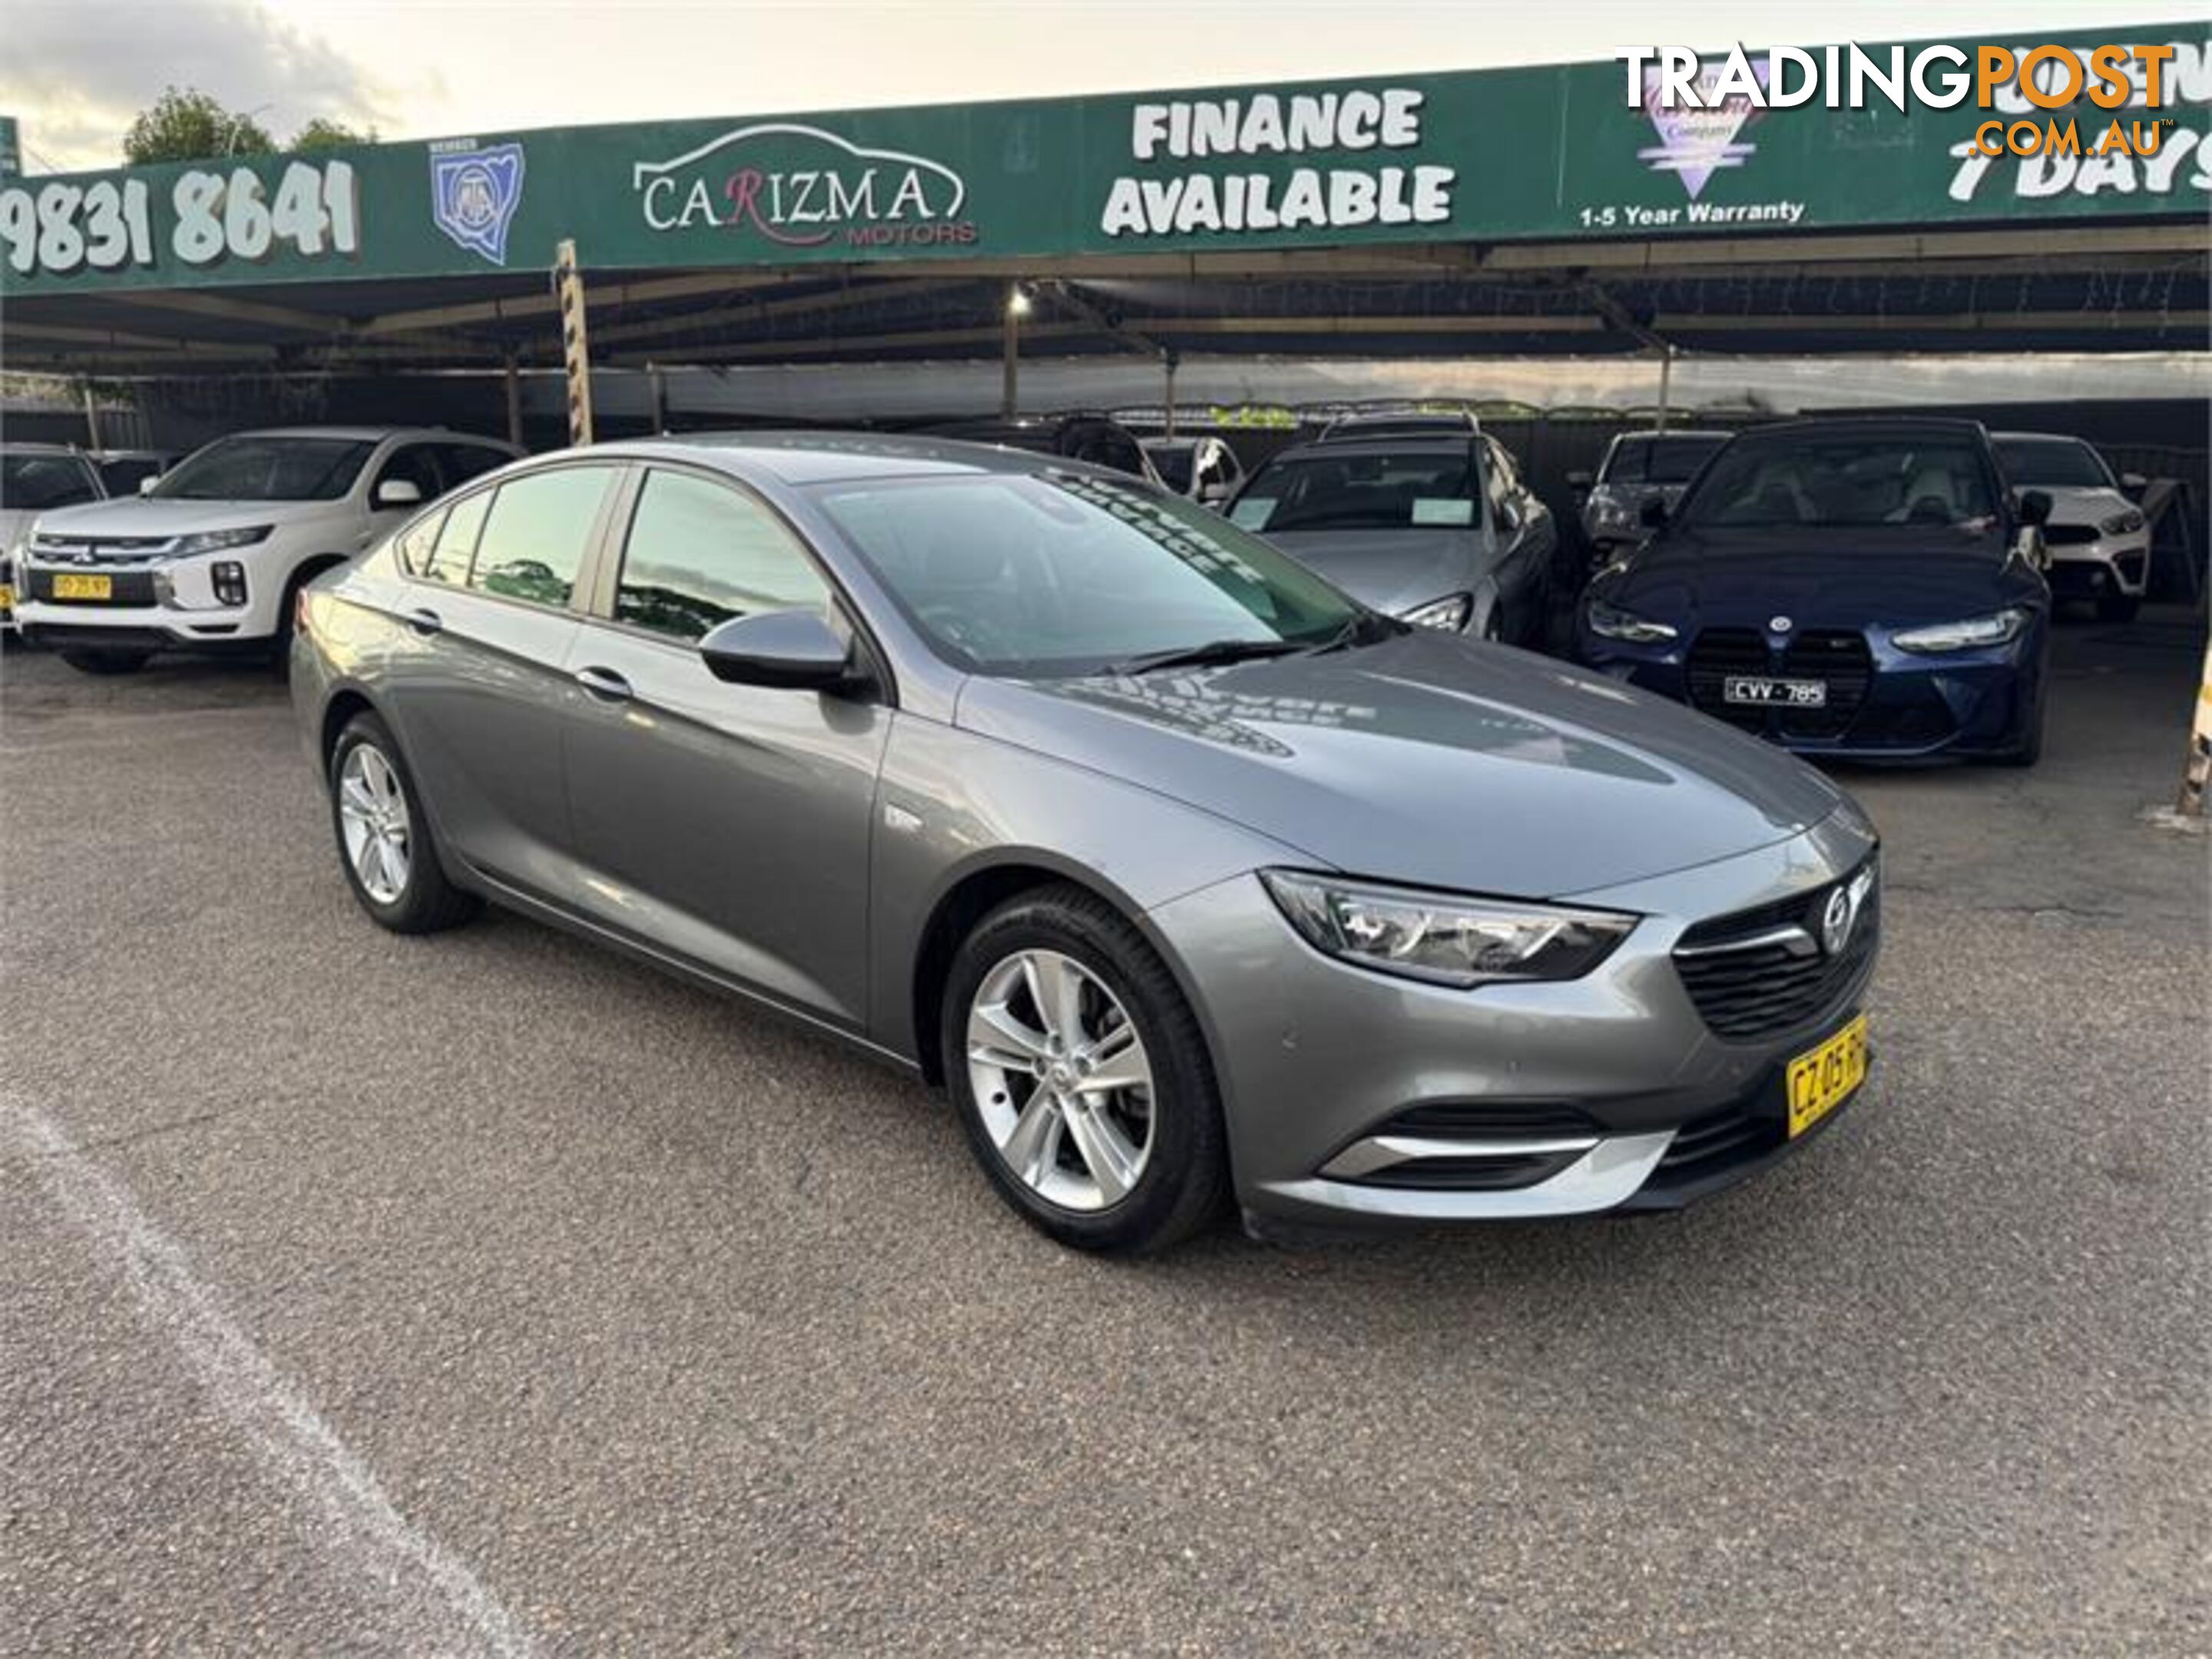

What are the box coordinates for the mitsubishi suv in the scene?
[16,426,518,673]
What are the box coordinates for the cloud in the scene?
[0,0,392,171]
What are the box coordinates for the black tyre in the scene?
[327,711,478,933]
[59,648,151,675]
[941,883,1227,1253]
[2096,594,2141,625]
[1994,680,2045,768]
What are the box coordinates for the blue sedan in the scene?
[1575,418,2054,766]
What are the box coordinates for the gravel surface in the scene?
[2,619,2205,1654]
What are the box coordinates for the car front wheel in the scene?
[942,885,1227,1253]
[329,712,478,933]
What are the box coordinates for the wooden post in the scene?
[502,349,523,449]
[648,362,667,435]
[1001,296,1020,420]
[1655,346,1674,435]
[554,240,594,447]
[1162,353,1178,440]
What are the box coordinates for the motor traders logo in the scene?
[1640,60,1770,197]
[429,141,525,266]
[631,124,975,248]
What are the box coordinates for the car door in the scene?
[560,462,891,1031]
[376,462,624,901]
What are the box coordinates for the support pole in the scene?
[1001,293,1020,420]
[1162,353,1178,440]
[2179,632,2212,820]
[81,378,101,452]
[502,350,523,449]
[553,239,594,448]
[1655,346,1674,435]
[648,362,667,435]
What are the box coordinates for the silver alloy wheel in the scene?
[336,742,413,906]
[965,949,1156,1212]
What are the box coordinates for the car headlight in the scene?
[1401,592,1472,631]
[1589,495,1635,528]
[1260,870,1636,988]
[1584,598,1677,643]
[171,525,273,557]
[1892,607,2031,654]
[2099,508,2145,536]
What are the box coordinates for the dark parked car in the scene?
[293,434,1879,1253]
[1228,429,1555,643]
[926,415,1163,487]
[1571,429,1730,561]
[1577,418,2053,765]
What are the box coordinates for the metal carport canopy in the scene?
[2,22,2206,375]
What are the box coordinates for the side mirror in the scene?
[1197,479,1233,506]
[373,478,424,510]
[1566,470,1593,492]
[698,608,862,693]
[2121,471,2147,492]
[2018,488,2052,528]
[1638,492,1669,528]
[137,475,161,496]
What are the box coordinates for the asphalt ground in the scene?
[2,613,2206,1654]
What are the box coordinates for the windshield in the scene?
[154,436,375,502]
[0,453,101,512]
[1604,434,1726,486]
[1230,447,1481,534]
[1147,445,1195,491]
[814,471,1366,677]
[1995,437,2114,490]
[1677,435,1998,531]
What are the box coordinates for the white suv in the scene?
[16,426,518,673]
[1992,431,2153,624]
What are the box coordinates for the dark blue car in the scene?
[1575,417,2054,766]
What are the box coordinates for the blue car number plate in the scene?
[1723,675,1826,708]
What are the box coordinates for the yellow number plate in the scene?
[1786,1014,1868,1138]
[52,573,114,601]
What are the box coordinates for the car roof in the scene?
[1259,433,1480,467]
[1319,411,1479,437]
[0,442,94,457]
[1611,429,1731,441]
[1728,416,1990,439]
[210,426,513,444]
[1989,430,2093,444]
[566,431,1144,487]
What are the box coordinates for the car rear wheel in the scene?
[942,885,1227,1253]
[329,712,478,933]
[58,648,151,675]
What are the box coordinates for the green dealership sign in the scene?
[1,24,2202,296]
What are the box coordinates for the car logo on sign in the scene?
[429,141,526,267]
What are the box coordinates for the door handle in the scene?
[574,666,634,701]
[405,608,443,635]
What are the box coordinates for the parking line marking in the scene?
[2,1094,534,1658]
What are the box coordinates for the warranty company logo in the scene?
[429,141,526,266]
[1639,60,1771,197]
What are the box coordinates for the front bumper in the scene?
[1579,625,2041,760]
[1147,813,1879,1227]
[2045,532,2151,600]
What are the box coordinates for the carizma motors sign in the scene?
[631,123,975,248]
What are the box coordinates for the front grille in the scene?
[2042,523,2099,546]
[1687,627,1873,743]
[1673,859,1879,1041]
[26,569,157,606]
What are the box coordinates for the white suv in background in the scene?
[2,444,109,635]
[15,426,518,673]
[1992,431,2152,624]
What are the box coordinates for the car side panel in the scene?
[866,711,1308,1061]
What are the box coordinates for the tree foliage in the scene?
[122,86,274,165]
[291,118,376,154]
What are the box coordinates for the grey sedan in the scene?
[293,435,1879,1253]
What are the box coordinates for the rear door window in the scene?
[469,466,616,609]
[422,491,490,585]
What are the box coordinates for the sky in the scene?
[2,0,2201,174]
